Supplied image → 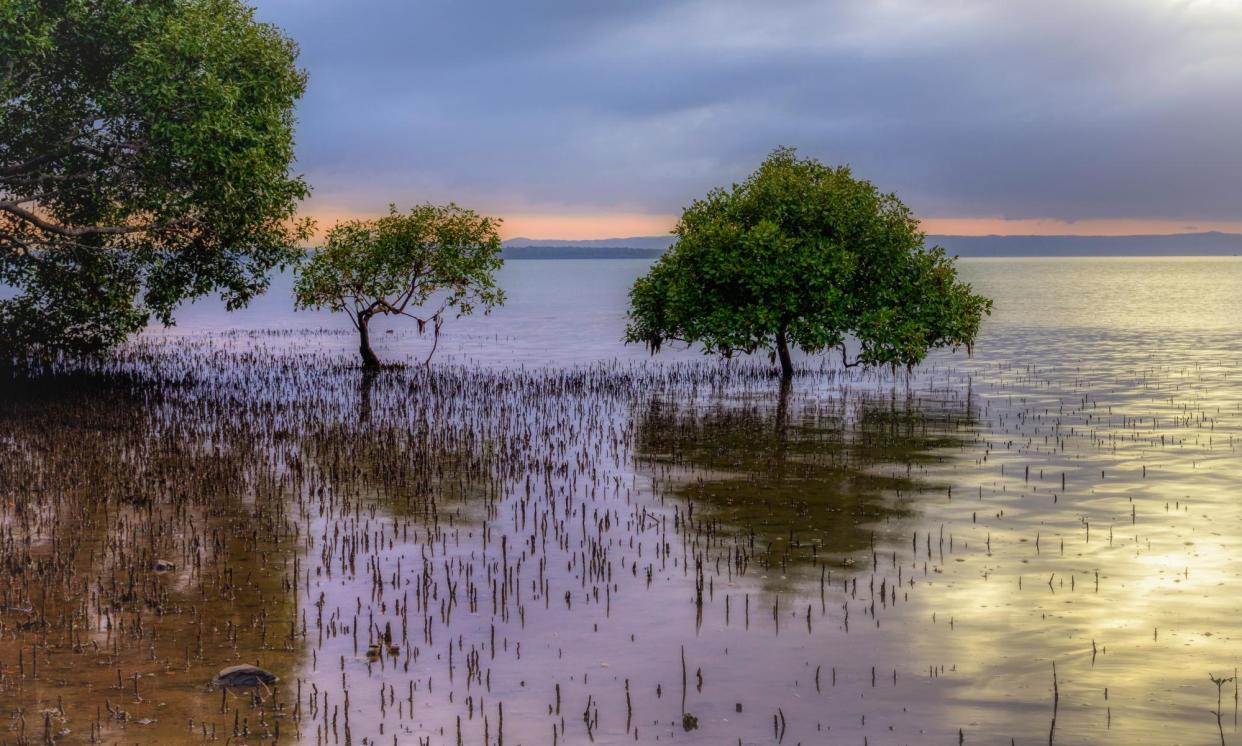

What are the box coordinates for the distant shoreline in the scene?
[503,231,1242,259]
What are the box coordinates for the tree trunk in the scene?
[358,315,381,369]
[775,328,794,379]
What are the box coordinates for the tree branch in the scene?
[339,300,361,330]
[390,268,433,314]
[0,201,193,238]
[839,344,862,369]
[394,297,451,327]
[0,145,88,178]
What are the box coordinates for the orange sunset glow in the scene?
[300,210,1242,242]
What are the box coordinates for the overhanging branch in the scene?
[0,201,192,238]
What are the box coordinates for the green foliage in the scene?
[1,0,311,354]
[626,147,992,374]
[293,204,505,367]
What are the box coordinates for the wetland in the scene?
[4,257,1242,744]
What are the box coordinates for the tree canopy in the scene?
[1,0,310,354]
[293,204,505,368]
[625,147,992,377]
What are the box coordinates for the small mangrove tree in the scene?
[294,203,504,368]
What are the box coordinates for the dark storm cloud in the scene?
[253,0,1242,222]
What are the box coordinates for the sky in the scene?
[252,0,1242,239]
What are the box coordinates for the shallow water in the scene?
[3,257,1242,744]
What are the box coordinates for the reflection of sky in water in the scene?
[902,345,1242,743]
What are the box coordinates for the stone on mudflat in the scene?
[211,664,277,688]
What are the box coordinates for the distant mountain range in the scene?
[502,231,1242,259]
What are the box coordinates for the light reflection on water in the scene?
[0,257,1240,743]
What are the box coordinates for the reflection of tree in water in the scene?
[635,382,977,574]
[303,368,502,524]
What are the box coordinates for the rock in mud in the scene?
[211,665,278,688]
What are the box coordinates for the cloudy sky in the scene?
[252,0,1242,239]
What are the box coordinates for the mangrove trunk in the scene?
[358,315,381,369]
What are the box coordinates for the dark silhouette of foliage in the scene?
[1,0,311,353]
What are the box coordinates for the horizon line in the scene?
[505,229,1242,243]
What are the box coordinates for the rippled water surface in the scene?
[3,257,1242,745]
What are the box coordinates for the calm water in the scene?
[4,257,1242,745]
[161,256,1242,359]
